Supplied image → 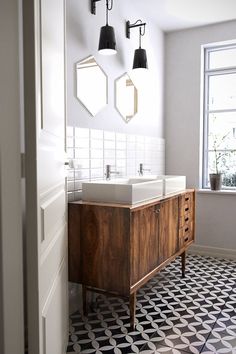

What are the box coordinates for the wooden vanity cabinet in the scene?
[68,189,195,329]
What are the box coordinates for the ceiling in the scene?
[126,0,236,32]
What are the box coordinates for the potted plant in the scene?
[209,147,222,190]
[209,127,231,191]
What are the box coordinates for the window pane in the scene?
[207,150,236,187]
[208,74,236,110]
[209,47,236,70]
[208,112,236,150]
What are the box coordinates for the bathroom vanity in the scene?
[68,189,195,329]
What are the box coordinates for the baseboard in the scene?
[188,244,236,260]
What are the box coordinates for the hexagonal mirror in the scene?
[115,73,138,123]
[76,56,108,116]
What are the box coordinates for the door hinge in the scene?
[21,153,26,178]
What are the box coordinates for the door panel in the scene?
[24,0,67,353]
[41,259,68,354]
[159,198,179,264]
[131,205,160,286]
[40,0,65,137]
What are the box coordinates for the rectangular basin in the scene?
[136,175,186,195]
[82,178,163,205]
[163,175,186,195]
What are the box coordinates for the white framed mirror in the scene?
[76,56,108,116]
[115,73,138,123]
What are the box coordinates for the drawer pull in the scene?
[185,207,189,212]
[185,197,189,201]
[184,236,189,242]
[154,207,160,214]
[185,217,189,222]
[185,227,189,233]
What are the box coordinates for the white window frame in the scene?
[202,43,236,189]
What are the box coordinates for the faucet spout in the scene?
[138,163,151,176]
[105,164,120,180]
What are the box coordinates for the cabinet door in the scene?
[80,205,130,296]
[159,197,179,264]
[131,204,160,286]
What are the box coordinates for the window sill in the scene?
[197,188,236,196]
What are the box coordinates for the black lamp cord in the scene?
[139,23,146,49]
[106,0,113,25]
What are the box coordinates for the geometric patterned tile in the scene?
[67,255,236,354]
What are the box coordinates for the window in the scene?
[203,44,236,189]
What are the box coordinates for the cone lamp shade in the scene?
[98,24,117,55]
[133,48,148,69]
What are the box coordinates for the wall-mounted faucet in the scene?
[105,164,120,180]
[138,163,151,176]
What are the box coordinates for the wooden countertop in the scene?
[69,189,195,211]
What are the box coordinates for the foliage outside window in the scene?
[203,44,236,189]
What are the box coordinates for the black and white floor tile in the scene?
[67,255,236,354]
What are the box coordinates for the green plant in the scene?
[210,116,231,174]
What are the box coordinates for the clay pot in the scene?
[209,173,222,191]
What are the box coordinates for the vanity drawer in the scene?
[179,222,193,238]
[179,192,193,215]
[180,232,193,248]
[179,212,192,228]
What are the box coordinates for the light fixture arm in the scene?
[126,20,146,42]
[91,0,114,20]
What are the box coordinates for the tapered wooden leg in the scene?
[129,292,136,331]
[82,285,87,316]
[181,251,186,278]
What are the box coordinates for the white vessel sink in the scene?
[136,175,186,195]
[82,178,163,205]
[163,175,186,195]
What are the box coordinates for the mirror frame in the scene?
[75,55,108,117]
[115,72,138,123]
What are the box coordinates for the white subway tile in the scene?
[104,140,115,149]
[66,137,74,148]
[75,148,90,159]
[127,134,135,143]
[116,150,126,159]
[104,159,115,166]
[91,159,103,169]
[116,133,126,141]
[67,148,74,159]
[74,169,90,179]
[91,168,104,178]
[75,137,90,149]
[67,181,75,192]
[67,192,75,202]
[91,139,103,149]
[116,141,126,150]
[90,129,103,140]
[104,130,115,140]
[104,150,115,159]
[75,127,89,138]
[91,149,103,159]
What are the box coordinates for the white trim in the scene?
[188,244,236,260]
[197,188,236,196]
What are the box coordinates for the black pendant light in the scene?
[91,0,117,55]
[126,20,148,70]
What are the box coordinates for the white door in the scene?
[23,0,68,353]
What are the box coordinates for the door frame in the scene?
[0,0,25,353]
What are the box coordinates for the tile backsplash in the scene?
[67,127,165,202]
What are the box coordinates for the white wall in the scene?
[66,0,164,138]
[0,0,24,352]
[165,20,236,251]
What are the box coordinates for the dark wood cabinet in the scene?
[68,190,195,329]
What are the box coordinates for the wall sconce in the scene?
[126,20,148,70]
[91,0,117,55]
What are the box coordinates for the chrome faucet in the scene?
[105,164,120,180]
[138,163,151,176]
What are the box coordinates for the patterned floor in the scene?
[67,255,236,354]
